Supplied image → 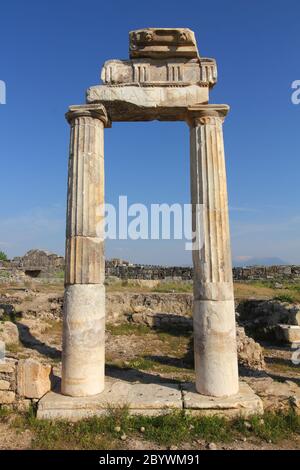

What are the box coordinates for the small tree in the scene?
[0,251,8,261]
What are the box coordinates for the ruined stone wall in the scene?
[106,263,300,281]
[106,263,193,281]
[11,250,64,276]
[233,265,300,281]
[2,250,300,282]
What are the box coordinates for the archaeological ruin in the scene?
[2,250,300,283]
[37,28,264,418]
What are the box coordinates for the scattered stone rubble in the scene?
[243,377,300,413]
[237,300,300,341]
[0,322,19,346]
[0,358,52,409]
[236,326,265,371]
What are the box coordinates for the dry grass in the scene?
[2,279,300,303]
[234,281,300,302]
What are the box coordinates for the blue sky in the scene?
[0,0,299,265]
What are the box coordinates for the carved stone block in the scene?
[129,28,199,59]
[100,58,217,87]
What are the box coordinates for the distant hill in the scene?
[233,257,288,267]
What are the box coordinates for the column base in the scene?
[182,381,263,417]
[62,284,105,397]
[194,299,239,397]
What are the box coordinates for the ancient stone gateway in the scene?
[63,28,236,397]
[38,28,263,418]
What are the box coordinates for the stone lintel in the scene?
[86,85,209,122]
[129,28,199,59]
[37,380,263,420]
[66,104,111,128]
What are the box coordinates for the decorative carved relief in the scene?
[133,63,150,83]
[100,58,217,87]
[129,28,199,59]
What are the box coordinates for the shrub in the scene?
[0,251,8,262]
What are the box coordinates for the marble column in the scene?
[62,104,109,397]
[188,104,239,397]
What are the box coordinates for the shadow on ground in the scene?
[16,322,61,360]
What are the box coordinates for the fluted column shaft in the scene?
[188,105,239,397]
[62,104,109,397]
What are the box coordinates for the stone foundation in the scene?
[37,378,263,420]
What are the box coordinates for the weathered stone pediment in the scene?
[86,28,217,122]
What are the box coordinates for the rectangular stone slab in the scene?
[37,379,263,420]
[182,382,263,418]
[86,85,208,121]
[129,28,199,59]
[276,324,300,347]
[37,380,182,420]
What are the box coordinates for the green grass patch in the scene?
[54,271,65,279]
[112,357,192,374]
[0,251,8,262]
[5,342,22,354]
[132,412,232,445]
[10,407,300,449]
[265,358,300,374]
[13,406,121,450]
[43,320,62,335]
[125,357,159,371]
[239,280,300,303]
[0,406,13,422]
[273,294,296,303]
[0,304,21,323]
[107,322,192,339]
[107,323,151,336]
[235,410,300,443]
[0,271,10,279]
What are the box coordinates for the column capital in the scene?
[186,104,230,127]
[65,104,111,128]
